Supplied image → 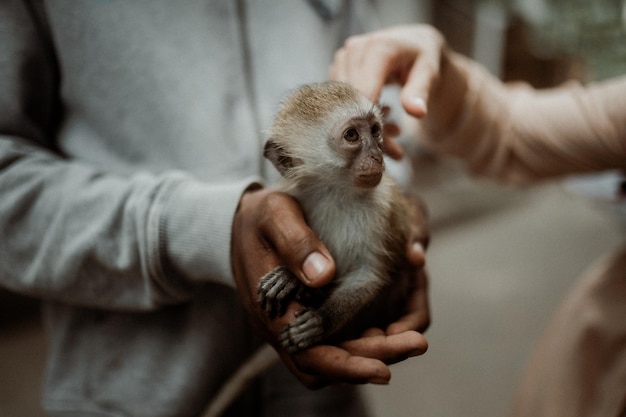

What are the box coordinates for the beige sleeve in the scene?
[421,53,626,184]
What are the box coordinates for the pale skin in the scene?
[332,23,626,185]
[330,24,468,156]
[231,187,429,388]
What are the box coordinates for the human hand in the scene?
[330,24,468,147]
[298,196,431,386]
[330,24,445,118]
[231,187,428,388]
[389,196,430,335]
[323,197,430,382]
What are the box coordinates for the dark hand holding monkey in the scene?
[203,81,426,417]
[261,81,419,353]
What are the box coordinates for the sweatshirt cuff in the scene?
[421,53,496,155]
[419,53,519,176]
[160,176,262,288]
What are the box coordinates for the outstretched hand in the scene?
[231,187,428,388]
[330,24,468,156]
[330,24,446,118]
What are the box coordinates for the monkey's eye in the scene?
[343,128,360,142]
[371,124,381,138]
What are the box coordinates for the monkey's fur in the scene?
[203,81,417,417]
[261,81,416,353]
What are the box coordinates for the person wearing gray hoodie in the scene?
[0,1,430,416]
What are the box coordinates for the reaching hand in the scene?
[331,24,469,150]
[330,24,447,117]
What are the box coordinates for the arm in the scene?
[426,53,626,183]
[331,24,626,183]
[0,1,252,310]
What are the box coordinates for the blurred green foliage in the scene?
[490,0,626,79]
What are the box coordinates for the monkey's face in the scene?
[330,113,385,189]
[264,81,387,189]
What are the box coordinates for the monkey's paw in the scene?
[279,308,325,354]
[258,265,305,318]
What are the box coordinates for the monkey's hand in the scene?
[280,307,325,353]
[259,266,326,352]
[258,265,307,318]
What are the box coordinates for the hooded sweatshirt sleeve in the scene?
[421,52,626,184]
[0,1,252,311]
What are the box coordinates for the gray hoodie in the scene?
[0,1,423,415]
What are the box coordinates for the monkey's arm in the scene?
[278,267,387,353]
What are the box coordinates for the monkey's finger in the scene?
[383,122,401,138]
[383,117,404,160]
[380,109,404,160]
[258,192,336,288]
[382,136,404,160]
[340,331,428,365]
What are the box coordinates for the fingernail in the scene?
[303,252,329,283]
[412,241,424,255]
[408,346,427,357]
[412,97,427,116]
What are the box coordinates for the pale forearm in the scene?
[421,53,626,183]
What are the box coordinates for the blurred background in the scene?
[1,0,624,416]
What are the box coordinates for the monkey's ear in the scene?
[264,139,298,177]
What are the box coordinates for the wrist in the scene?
[163,177,261,288]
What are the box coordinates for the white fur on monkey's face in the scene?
[326,108,385,188]
[265,81,385,189]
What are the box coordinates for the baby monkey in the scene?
[203,81,420,417]
[260,80,417,353]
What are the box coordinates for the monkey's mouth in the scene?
[355,171,383,188]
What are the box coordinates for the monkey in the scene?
[259,81,418,353]
[202,81,422,417]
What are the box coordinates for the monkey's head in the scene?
[265,81,385,189]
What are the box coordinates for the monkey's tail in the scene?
[201,343,279,417]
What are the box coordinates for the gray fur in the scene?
[203,81,415,416]
[261,81,413,353]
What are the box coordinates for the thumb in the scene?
[301,251,335,287]
[261,193,336,287]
